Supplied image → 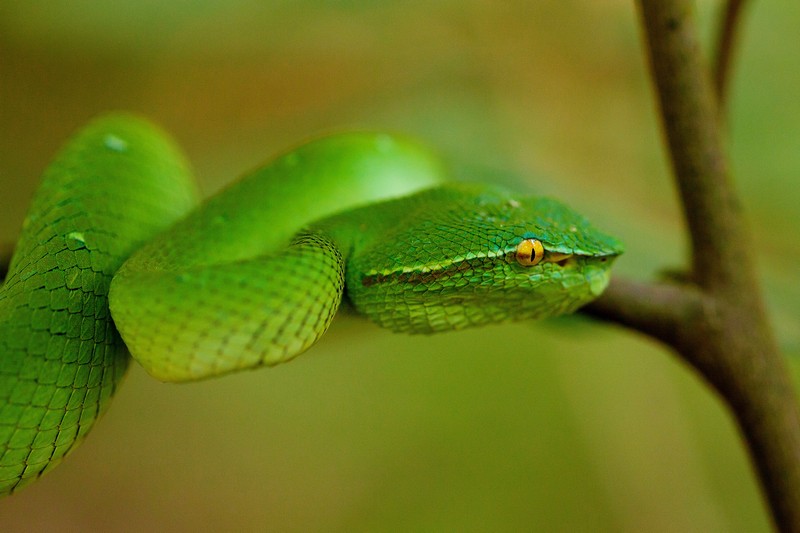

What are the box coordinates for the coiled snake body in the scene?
[0,115,622,494]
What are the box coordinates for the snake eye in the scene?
[515,238,544,267]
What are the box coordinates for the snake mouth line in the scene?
[554,256,573,267]
[545,251,574,268]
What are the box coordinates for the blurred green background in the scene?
[0,1,798,531]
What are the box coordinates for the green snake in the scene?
[0,114,622,495]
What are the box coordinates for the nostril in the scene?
[556,258,571,267]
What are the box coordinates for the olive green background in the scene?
[0,1,798,531]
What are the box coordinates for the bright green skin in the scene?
[319,185,622,334]
[0,115,622,495]
[0,115,198,495]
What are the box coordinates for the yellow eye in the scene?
[515,238,545,267]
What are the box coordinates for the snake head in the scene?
[342,184,623,334]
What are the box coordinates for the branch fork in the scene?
[584,2,800,530]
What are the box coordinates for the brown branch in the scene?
[582,276,704,348]
[587,271,800,532]
[713,0,749,108]
[589,2,800,530]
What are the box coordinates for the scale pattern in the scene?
[318,184,623,333]
[0,115,197,494]
[110,233,346,380]
[1,116,623,495]
[109,132,447,382]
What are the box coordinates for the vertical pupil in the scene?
[516,239,543,266]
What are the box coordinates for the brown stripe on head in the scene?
[360,255,499,287]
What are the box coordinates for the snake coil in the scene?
[0,114,622,495]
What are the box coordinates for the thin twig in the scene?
[638,0,743,294]
[713,0,749,108]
